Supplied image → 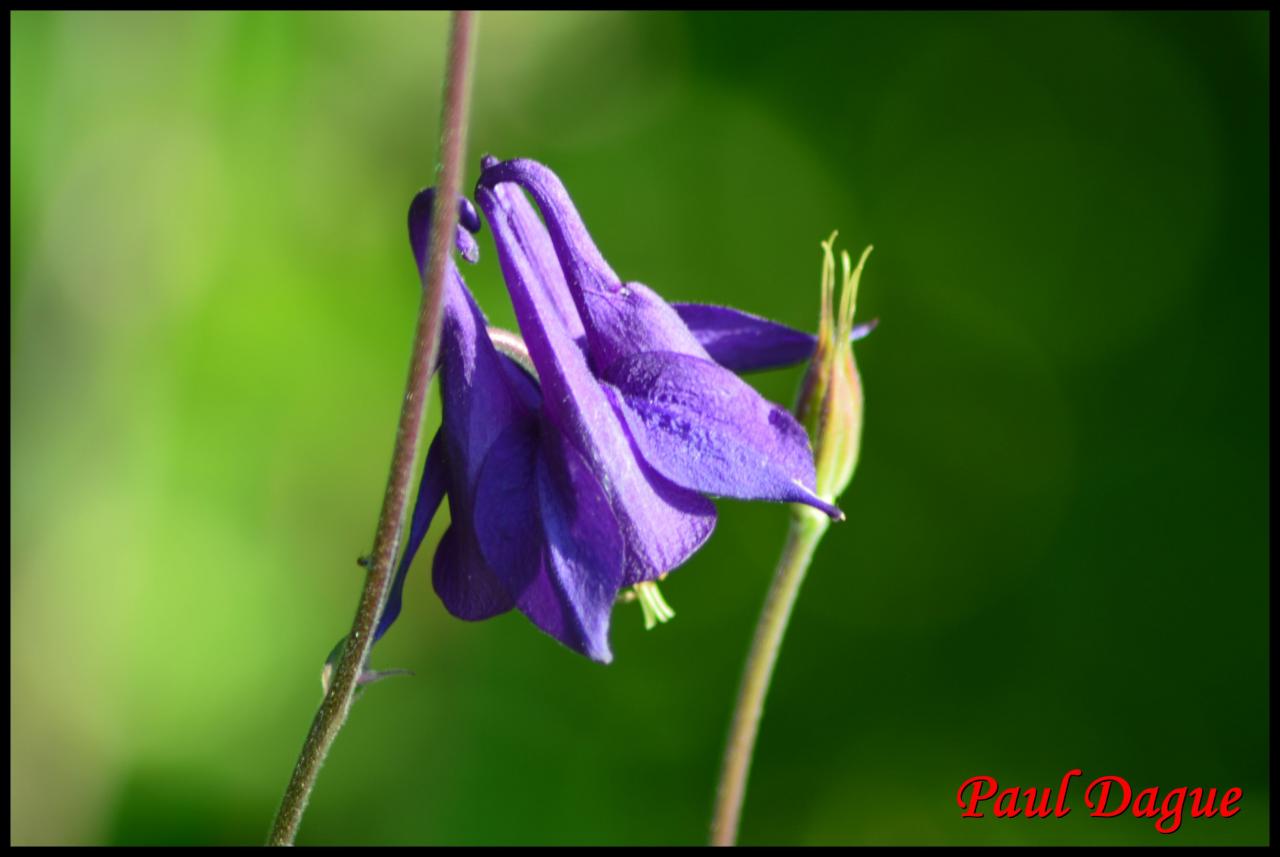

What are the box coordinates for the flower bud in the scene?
[795,234,873,511]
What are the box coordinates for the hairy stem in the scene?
[267,10,478,846]
[710,509,831,846]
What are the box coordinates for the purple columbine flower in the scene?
[379,161,868,664]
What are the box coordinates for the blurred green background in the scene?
[9,11,1269,846]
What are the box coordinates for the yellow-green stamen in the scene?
[634,581,675,630]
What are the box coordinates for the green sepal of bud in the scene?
[795,233,872,510]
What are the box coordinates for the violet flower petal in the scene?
[471,421,624,662]
[603,350,843,518]
[673,303,878,374]
[375,431,448,642]
[532,428,624,661]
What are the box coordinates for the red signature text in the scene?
[957,770,1242,834]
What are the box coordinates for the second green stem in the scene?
[710,508,831,846]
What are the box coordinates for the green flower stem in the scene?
[267,10,478,846]
[711,507,832,846]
